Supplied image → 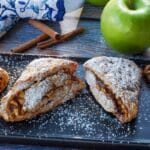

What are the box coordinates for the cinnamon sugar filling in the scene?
[95,75,128,122]
[6,71,77,120]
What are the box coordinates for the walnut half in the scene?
[144,65,150,81]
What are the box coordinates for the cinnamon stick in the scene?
[11,34,49,53]
[37,27,85,49]
[29,20,60,39]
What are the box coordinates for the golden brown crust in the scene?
[13,58,78,93]
[0,58,85,122]
[84,56,141,123]
[1,77,85,122]
[0,68,9,93]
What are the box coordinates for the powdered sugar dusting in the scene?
[84,56,142,104]
[84,56,142,122]
[0,54,149,146]
[23,72,72,110]
[24,77,53,110]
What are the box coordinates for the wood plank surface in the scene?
[81,4,103,19]
[0,3,149,150]
[0,19,149,59]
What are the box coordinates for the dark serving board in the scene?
[0,53,150,149]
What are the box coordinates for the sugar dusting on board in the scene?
[0,54,150,145]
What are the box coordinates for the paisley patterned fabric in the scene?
[0,0,65,37]
[0,16,18,37]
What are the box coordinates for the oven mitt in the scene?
[0,0,66,38]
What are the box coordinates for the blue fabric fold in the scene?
[0,0,65,37]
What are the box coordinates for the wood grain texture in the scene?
[0,19,149,59]
[0,144,80,150]
[0,3,149,150]
[81,4,103,20]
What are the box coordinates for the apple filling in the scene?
[95,75,128,123]
[6,71,77,120]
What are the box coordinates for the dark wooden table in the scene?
[0,4,149,150]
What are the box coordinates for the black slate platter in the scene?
[0,53,150,149]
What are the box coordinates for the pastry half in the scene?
[0,58,85,122]
[84,56,142,123]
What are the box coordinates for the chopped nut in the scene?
[144,65,150,81]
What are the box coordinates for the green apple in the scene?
[101,0,150,54]
[87,0,109,6]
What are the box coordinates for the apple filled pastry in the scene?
[0,58,85,122]
[84,56,142,123]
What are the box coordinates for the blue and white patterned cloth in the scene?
[0,0,66,37]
